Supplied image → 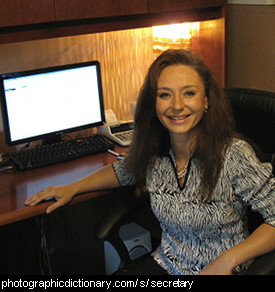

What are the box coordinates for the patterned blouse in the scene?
[112,139,275,275]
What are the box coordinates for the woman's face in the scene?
[155,65,208,140]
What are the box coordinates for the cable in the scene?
[35,210,74,275]
[35,216,53,275]
[19,142,30,151]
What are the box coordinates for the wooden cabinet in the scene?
[148,0,225,13]
[0,0,147,28]
[55,0,148,21]
[0,0,226,28]
[0,0,226,45]
[0,0,55,28]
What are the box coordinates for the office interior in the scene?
[0,0,274,274]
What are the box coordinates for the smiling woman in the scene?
[112,49,275,275]
[127,49,233,198]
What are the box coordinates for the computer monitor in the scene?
[0,61,105,146]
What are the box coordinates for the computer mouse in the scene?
[0,160,13,171]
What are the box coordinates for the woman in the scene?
[25,49,275,275]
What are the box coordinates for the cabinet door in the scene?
[0,0,55,28]
[148,0,225,13]
[55,0,148,21]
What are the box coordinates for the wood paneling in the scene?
[148,0,225,13]
[55,0,148,21]
[192,19,226,86]
[0,0,55,28]
[0,0,226,45]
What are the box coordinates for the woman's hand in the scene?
[25,165,120,214]
[200,224,275,275]
[199,252,235,275]
[25,184,78,214]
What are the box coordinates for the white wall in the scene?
[227,4,275,92]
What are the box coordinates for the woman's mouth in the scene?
[168,114,191,122]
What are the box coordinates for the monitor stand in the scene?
[42,133,62,145]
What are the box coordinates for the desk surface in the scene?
[0,146,126,226]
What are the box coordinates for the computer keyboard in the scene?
[6,134,115,171]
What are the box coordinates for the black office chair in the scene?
[226,88,275,172]
[95,88,275,275]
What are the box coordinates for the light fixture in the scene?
[152,22,200,54]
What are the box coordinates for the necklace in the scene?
[177,158,191,180]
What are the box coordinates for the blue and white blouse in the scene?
[112,139,275,275]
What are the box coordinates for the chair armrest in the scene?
[94,187,149,272]
[244,250,275,275]
[94,187,148,241]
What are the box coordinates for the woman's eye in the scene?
[185,91,195,97]
[158,92,170,98]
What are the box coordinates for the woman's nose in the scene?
[172,94,185,111]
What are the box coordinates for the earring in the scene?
[203,105,208,113]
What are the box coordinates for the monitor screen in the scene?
[0,61,105,146]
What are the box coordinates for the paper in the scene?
[105,109,118,124]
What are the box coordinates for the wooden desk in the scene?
[0,146,126,226]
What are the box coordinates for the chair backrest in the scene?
[225,88,275,232]
[225,88,275,171]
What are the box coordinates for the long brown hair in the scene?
[127,49,234,200]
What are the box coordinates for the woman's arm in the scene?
[25,164,120,214]
[202,140,275,275]
[200,223,275,275]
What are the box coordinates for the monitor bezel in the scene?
[0,60,105,146]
